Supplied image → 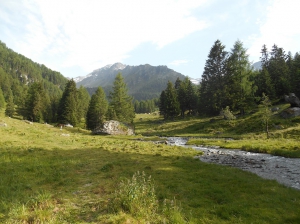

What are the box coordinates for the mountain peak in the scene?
[110,62,127,70]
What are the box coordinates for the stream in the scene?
[166,137,300,190]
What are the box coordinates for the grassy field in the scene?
[134,104,300,158]
[1,109,300,223]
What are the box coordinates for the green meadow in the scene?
[1,109,300,223]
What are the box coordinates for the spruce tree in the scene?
[199,40,228,115]
[268,44,290,97]
[57,79,78,126]
[0,88,5,110]
[109,73,135,123]
[255,68,275,98]
[5,94,14,117]
[226,40,256,115]
[185,78,198,115]
[86,87,108,131]
[164,81,180,119]
[77,86,90,122]
[24,82,48,122]
[159,90,166,117]
[291,52,300,96]
[177,78,187,117]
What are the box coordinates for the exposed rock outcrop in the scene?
[280,107,300,118]
[284,93,300,107]
[93,120,134,135]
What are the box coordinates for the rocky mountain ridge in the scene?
[75,63,188,100]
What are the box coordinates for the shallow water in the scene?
[166,137,300,190]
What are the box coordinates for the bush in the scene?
[109,171,158,220]
[108,171,188,223]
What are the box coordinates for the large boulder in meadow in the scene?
[0,122,7,127]
[93,120,134,135]
[280,107,300,118]
[284,93,300,107]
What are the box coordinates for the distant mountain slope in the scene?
[0,40,68,103]
[252,61,262,71]
[76,63,187,100]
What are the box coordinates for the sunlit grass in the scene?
[1,110,300,223]
[135,105,300,158]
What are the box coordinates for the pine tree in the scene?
[5,94,14,117]
[159,90,166,117]
[260,44,269,68]
[0,88,5,110]
[268,44,290,97]
[185,78,198,115]
[199,40,228,115]
[255,68,275,98]
[226,40,256,115]
[86,87,108,131]
[176,77,197,117]
[24,82,48,122]
[77,86,90,122]
[291,52,300,96]
[109,73,135,123]
[164,81,180,119]
[177,78,187,117]
[57,79,78,126]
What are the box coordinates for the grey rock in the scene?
[0,122,7,127]
[280,107,300,118]
[93,120,134,135]
[284,93,300,107]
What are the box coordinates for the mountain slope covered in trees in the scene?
[0,40,68,122]
[76,63,186,101]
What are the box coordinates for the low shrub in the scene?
[108,171,187,223]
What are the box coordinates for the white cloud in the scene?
[169,59,189,66]
[2,0,208,76]
[248,0,300,61]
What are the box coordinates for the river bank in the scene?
[166,137,300,190]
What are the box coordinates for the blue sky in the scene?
[1,0,299,79]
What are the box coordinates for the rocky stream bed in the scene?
[166,137,300,190]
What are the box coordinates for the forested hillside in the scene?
[160,40,300,119]
[0,40,68,122]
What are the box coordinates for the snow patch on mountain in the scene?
[74,63,127,83]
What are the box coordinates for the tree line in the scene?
[0,40,68,122]
[159,39,300,118]
[134,98,159,114]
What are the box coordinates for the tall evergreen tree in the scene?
[57,79,78,126]
[255,68,275,98]
[226,40,256,115]
[5,94,14,117]
[109,73,135,123]
[86,87,108,131]
[268,44,290,97]
[260,44,269,68]
[164,81,180,119]
[24,82,49,122]
[177,78,187,117]
[77,86,90,122]
[185,78,198,115]
[176,77,197,117]
[159,90,166,117]
[0,88,5,110]
[199,40,228,115]
[291,52,300,96]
